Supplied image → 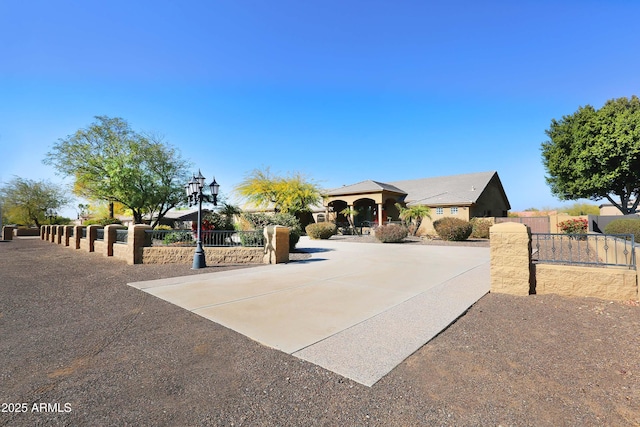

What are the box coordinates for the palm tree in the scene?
[395,203,431,236]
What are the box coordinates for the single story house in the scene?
[322,171,510,233]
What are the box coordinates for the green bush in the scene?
[162,231,194,245]
[203,211,235,231]
[240,212,302,250]
[604,219,640,243]
[306,222,337,239]
[374,223,408,243]
[470,218,493,238]
[84,217,123,226]
[433,217,473,241]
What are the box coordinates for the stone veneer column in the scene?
[490,222,534,296]
[263,225,290,264]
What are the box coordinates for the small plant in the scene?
[433,217,472,241]
[604,219,640,243]
[470,218,493,238]
[306,222,337,239]
[375,223,408,243]
[558,218,588,234]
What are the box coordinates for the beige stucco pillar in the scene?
[2,226,15,240]
[62,225,73,246]
[490,222,534,296]
[85,225,101,252]
[129,224,152,264]
[40,225,46,240]
[104,224,125,257]
[55,225,64,244]
[73,225,85,250]
[263,225,289,264]
[377,203,383,225]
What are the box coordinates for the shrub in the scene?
[433,217,472,241]
[558,218,588,234]
[154,224,173,230]
[604,219,640,243]
[202,211,235,231]
[306,222,337,239]
[84,217,122,226]
[470,218,493,238]
[162,231,193,245]
[239,212,302,250]
[374,223,408,243]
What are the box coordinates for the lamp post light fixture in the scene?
[46,208,57,224]
[185,170,219,269]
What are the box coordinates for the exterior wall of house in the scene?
[416,205,471,235]
[470,176,510,217]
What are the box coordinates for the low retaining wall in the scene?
[490,222,638,301]
[535,264,637,301]
[142,247,263,264]
[39,224,289,266]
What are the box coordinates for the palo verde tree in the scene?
[235,167,323,226]
[0,177,70,226]
[541,96,640,214]
[43,116,191,227]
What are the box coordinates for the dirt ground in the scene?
[0,237,638,426]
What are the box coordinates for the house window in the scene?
[435,207,443,215]
[450,207,458,215]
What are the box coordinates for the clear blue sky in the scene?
[2,0,639,218]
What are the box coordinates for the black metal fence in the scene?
[532,233,636,268]
[145,229,264,247]
[95,228,105,241]
[115,229,128,244]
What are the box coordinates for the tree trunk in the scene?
[109,202,114,219]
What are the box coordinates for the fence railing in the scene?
[115,229,128,244]
[81,228,87,239]
[95,228,105,241]
[145,229,264,247]
[532,233,636,268]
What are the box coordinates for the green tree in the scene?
[0,177,70,226]
[43,116,191,227]
[541,96,640,214]
[235,167,323,216]
[395,203,431,236]
[559,202,600,216]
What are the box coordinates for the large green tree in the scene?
[43,116,191,226]
[235,167,323,215]
[541,96,640,214]
[0,177,70,226]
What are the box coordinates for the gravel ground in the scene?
[1,237,638,426]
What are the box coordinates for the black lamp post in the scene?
[186,170,219,269]
[46,208,57,224]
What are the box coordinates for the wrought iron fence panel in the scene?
[532,233,635,268]
[144,229,263,247]
[115,229,128,243]
[95,228,105,241]
[81,228,87,239]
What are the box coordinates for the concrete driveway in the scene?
[129,237,490,386]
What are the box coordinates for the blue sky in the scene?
[1,0,639,218]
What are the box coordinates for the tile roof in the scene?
[325,180,407,196]
[326,171,504,207]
